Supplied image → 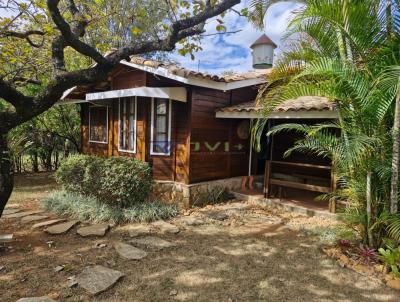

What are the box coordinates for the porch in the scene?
[215,96,339,214]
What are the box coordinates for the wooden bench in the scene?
[263,160,337,212]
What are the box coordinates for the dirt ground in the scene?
[0,173,399,302]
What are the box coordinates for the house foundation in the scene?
[152,176,248,208]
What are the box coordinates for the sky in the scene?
[171,1,303,74]
[0,1,301,75]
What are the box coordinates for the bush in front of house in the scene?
[55,154,153,207]
[43,190,178,223]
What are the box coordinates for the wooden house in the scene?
[62,36,339,209]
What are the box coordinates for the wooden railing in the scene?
[263,160,337,212]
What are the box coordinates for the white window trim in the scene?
[150,98,172,156]
[88,105,109,144]
[118,96,137,154]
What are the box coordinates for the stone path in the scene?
[0,234,13,243]
[77,224,109,237]
[130,236,176,250]
[16,297,57,302]
[3,210,44,219]
[3,208,21,215]
[127,224,152,237]
[45,221,79,235]
[75,265,124,295]
[21,215,49,224]
[31,219,65,229]
[114,241,148,260]
[152,220,180,234]
[4,201,400,301]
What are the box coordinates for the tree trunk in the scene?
[366,171,374,247]
[390,95,400,214]
[32,151,39,173]
[0,134,14,218]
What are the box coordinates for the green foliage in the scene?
[7,103,81,173]
[255,0,400,248]
[55,154,102,196]
[43,190,178,223]
[56,154,153,207]
[378,246,400,276]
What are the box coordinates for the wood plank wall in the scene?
[188,86,257,183]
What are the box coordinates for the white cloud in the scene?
[173,1,302,75]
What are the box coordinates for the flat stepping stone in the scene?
[17,297,57,302]
[179,216,204,226]
[3,210,44,219]
[77,224,109,237]
[3,208,21,215]
[243,214,282,225]
[21,215,49,224]
[31,219,65,229]
[45,221,79,235]
[207,211,229,221]
[76,265,124,295]
[0,234,13,243]
[127,224,152,237]
[114,241,148,260]
[130,236,176,250]
[152,220,180,234]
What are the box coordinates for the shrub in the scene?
[55,154,102,196]
[56,155,153,207]
[378,246,400,277]
[43,190,178,223]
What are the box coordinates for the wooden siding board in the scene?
[188,87,251,183]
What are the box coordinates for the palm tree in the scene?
[250,0,400,245]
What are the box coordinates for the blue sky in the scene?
[0,1,301,75]
[171,1,302,74]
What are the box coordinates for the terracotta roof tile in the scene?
[217,96,336,113]
[128,56,271,83]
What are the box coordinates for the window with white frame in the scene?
[89,105,108,143]
[151,98,171,155]
[119,97,137,153]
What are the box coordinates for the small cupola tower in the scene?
[250,34,277,69]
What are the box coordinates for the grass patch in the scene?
[43,190,178,224]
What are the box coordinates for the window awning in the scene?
[85,87,187,103]
[216,96,339,119]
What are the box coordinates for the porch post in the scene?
[248,119,253,177]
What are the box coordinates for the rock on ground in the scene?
[77,224,109,237]
[31,219,65,230]
[76,265,124,295]
[178,216,205,226]
[242,214,283,225]
[206,211,229,221]
[0,234,13,243]
[16,297,57,302]
[45,221,79,235]
[2,208,21,215]
[386,278,400,290]
[130,236,176,250]
[152,220,179,234]
[3,210,44,219]
[127,224,152,237]
[114,241,148,260]
[21,215,49,224]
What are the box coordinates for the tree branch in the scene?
[46,0,109,66]
[109,0,240,63]
[0,78,34,110]
[1,29,45,47]
[1,0,240,133]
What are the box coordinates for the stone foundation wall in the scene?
[152,176,248,209]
